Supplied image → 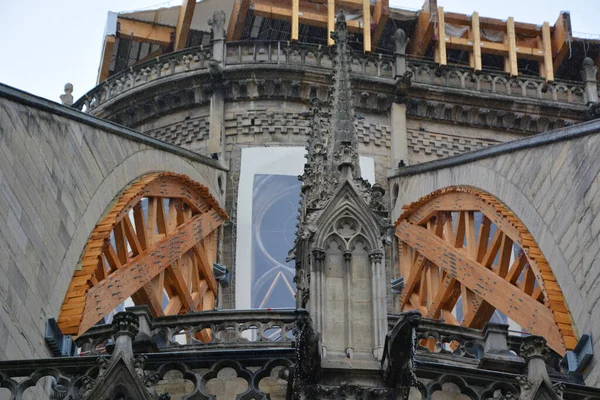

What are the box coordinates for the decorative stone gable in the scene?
[292,11,390,373]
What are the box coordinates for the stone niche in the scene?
[323,234,374,360]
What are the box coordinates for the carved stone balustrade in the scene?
[73,40,589,118]
[388,315,531,366]
[76,307,299,356]
[73,45,213,112]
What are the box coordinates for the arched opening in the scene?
[395,186,576,355]
[57,172,228,336]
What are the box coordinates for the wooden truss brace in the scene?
[58,173,227,336]
[175,0,197,50]
[419,5,571,81]
[395,187,577,355]
[232,0,384,52]
[407,0,437,57]
[116,17,174,46]
[97,35,116,84]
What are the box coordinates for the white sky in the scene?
[0,0,598,103]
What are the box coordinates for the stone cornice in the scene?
[86,64,588,135]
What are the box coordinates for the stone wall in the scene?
[388,119,600,386]
[406,119,523,164]
[0,87,225,361]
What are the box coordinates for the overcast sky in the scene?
[0,0,598,103]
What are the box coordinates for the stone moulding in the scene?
[72,42,588,134]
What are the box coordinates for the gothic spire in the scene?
[328,11,361,177]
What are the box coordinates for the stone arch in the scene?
[52,149,226,335]
[391,162,589,352]
[313,187,381,253]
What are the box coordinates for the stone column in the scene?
[369,249,385,360]
[343,250,353,358]
[390,29,411,170]
[110,312,139,361]
[208,10,227,158]
[312,248,326,334]
[478,323,524,372]
[209,10,226,62]
[521,336,551,384]
[582,57,599,105]
[125,305,155,352]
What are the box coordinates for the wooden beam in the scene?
[551,12,571,74]
[362,0,371,52]
[328,0,335,46]
[407,0,437,56]
[117,17,174,46]
[444,12,542,36]
[435,7,446,65]
[371,0,389,51]
[292,0,299,41]
[193,243,219,294]
[541,21,554,81]
[397,220,566,354]
[98,35,116,84]
[167,261,195,312]
[174,0,196,50]
[253,0,362,32]
[165,296,182,315]
[79,210,224,335]
[227,0,251,40]
[506,17,518,76]
[399,255,427,308]
[471,12,482,71]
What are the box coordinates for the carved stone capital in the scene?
[312,247,326,262]
[343,250,352,263]
[369,250,384,263]
[520,335,550,361]
[111,312,140,339]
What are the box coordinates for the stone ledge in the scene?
[0,83,228,172]
[389,118,600,179]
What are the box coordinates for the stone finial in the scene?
[478,323,525,373]
[60,83,74,106]
[582,57,597,82]
[520,336,550,361]
[393,29,410,77]
[581,57,599,105]
[520,335,554,396]
[111,311,139,360]
[392,28,410,55]
[208,10,226,41]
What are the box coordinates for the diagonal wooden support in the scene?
[396,219,565,354]
[79,210,224,335]
[175,0,196,50]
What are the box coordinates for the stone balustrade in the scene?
[72,41,587,113]
[388,314,534,365]
[75,307,298,356]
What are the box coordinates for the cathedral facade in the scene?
[1,0,600,399]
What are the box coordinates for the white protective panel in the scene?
[235,147,375,309]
